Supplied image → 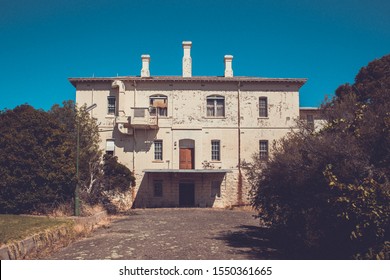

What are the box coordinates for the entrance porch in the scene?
[133,169,232,208]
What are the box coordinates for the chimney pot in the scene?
[224,55,233,77]
[141,54,150,77]
[182,41,192,77]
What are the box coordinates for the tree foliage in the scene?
[102,154,135,192]
[0,99,138,215]
[49,101,103,198]
[0,105,75,213]
[246,54,390,259]
[0,100,136,215]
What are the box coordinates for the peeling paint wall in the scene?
[75,79,302,208]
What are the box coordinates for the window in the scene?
[107,96,116,115]
[154,180,163,197]
[307,114,314,129]
[105,139,115,156]
[211,140,220,161]
[259,97,268,117]
[211,181,221,198]
[207,95,225,117]
[154,140,163,161]
[259,140,269,160]
[150,95,167,117]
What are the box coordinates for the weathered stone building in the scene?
[70,41,307,209]
[299,107,325,131]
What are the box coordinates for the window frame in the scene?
[259,140,269,160]
[211,140,221,161]
[149,95,168,117]
[107,96,116,115]
[154,140,163,161]
[206,95,225,117]
[307,114,314,130]
[259,97,268,118]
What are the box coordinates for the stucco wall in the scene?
[75,79,301,208]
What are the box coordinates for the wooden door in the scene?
[179,148,194,169]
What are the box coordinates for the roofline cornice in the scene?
[68,76,307,88]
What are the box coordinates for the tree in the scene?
[49,101,136,213]
[246,54,390,259]
[102,154,135,192]
[49,101,103,206]
[0,100,136,215]
[98,154,135,213]
[0,105,75,213]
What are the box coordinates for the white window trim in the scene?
[149,95,168,117]
[206,95,225,118]
[259,140,269,160]
[211,140,221,162]
[107,96,116,115]
[154,140,163,161]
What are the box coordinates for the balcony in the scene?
[131,107,158,128]
[116,107,158,134]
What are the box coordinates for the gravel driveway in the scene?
[48,208,281,260]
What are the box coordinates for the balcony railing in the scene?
[131,108,158,128]
[116,107,158,134]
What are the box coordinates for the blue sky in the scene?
[1,0,389,110]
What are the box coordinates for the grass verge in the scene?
[0,215,73,246]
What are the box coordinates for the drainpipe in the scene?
[237,81,243,205]
[132,80,137,171]
[112,80,126,116]
[131,80,137,204]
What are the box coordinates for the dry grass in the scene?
[81,204,105,216]
[49,202,105,217]
[24,215,111,259]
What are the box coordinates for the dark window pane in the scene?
[259,97,268,117]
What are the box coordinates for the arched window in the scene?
[149,95,168,117]
[206,95,225,117]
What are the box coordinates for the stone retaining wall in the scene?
[0,211,107,260]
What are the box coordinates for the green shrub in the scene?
[0,105,75,214]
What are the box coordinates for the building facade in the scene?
[299,107,325,131]
[70,41,307,209]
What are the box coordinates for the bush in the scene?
[80,154,135,214]
[0,105,75,214]
[246,54,390,259]
[102,154,135,191]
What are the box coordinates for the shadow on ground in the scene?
[214,225,288,259]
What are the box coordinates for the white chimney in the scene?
[182,41,192,77]
[224,55,233,77]
[141,54,150,77]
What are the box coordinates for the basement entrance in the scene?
[179,182,195,207]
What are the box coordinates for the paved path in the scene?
[48,208,281,260]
